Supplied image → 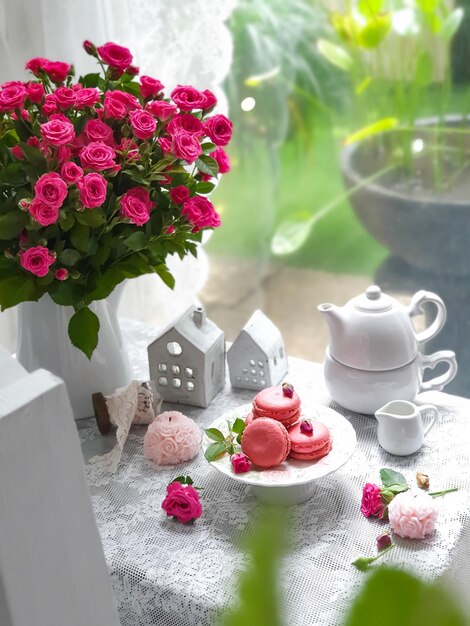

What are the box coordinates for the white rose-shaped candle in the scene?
[388,491,439,539]
[144,411,201,465]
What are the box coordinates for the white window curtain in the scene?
[0,0,236,352]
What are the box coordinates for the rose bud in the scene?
[300,420,313,435]
[282,382,294,398]
[376,533,392,551]
[83,40,97,56]
[231,453,251,474]
[416,472,430,490]
[18,198,31,211]
[127,65,139,76]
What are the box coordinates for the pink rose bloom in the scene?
[54,86,76,110]
[144,411,201,465]
[80,141,117,171]
[182,196,221,230]
[26,82,45,104]
[41,94,58,116]
[75,87,100,109]
[119,186,154,225]
[360,483,384,518]
[43,61,71,83]
[60,161,84,184]
[211,147,230,174]
[55,268,69,281]
[140,75,164,99]
[172,130,202,164]
[10,145,23,160]
[170,84,206,111]
[103,89,140,120]
[129,109,157,140]
[29,198,59,226]
[231,453,251,474]
[117,137,140,161]
[34,172,68,208]
[97,42,133,71]
[161,482,202,524]
[204,114,233,146]
[168,113,204,137]
[201,89,217,111]
[77,172,108,208]
[84,119,115,145]
[158,136,172,155]
[146,100,176,121]
[25,57,47,76]
[19,246,55,277]
[169,185,190,204]
[388,491,439,539]
[0,83,27,112]
[40,117,75,146]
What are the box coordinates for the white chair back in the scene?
[0,348,120,626]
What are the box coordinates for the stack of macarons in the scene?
[241,384,332,469]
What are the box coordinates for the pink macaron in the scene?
[241,417,291,468]
[288,419,331,461]
[251,386,301,428]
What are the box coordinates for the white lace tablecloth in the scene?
[79,320,470,626]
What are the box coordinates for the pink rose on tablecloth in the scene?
[54,86,76,110]
[84,119,115,145]
[146,100,176,121]
[55,268,69,281]
[25,57,47,75]
[210,147,230,174]
[144,411,201,465]
[140,76,164,99]
[361,483,384,518]
[231,453,251,474]
[171,85,206,111]
[97,42,133,71]
[75,87,100,109]
[40,117,75,146]
[161,482,202,524]
[80,141,118,171]
[19,246,55,277]
[60,161,84,184]
[204,114,233,146]
[34,172,68,208]
[129,109,157,140]
[119,186,154,226]
[388,491,439,539]
[43,61,71,83]
[77,172,108,208]
[0,83,27,112]
[26,82,45,104]
[168,114,204,137]
[182,196,221,230]
[169,185,190,205]
[171,130,202,164]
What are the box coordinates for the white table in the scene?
[79,320,470,626]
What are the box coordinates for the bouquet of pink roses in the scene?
[0,41,232,357]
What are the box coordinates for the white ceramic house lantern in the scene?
[227,309,288,391]
[148,306,225,408]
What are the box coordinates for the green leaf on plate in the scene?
[380,468,407,488]
[204,441,226,462]
[204,427,225,442]
[231,417,246,435]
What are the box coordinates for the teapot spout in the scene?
[317,303,344,340]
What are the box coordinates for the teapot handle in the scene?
[408,290,446,344]
[419,351,458,392]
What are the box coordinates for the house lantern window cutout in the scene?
[148,305,225,408]
[227,309,288,391]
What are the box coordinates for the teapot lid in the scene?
[352,285,394,313]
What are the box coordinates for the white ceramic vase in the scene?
[16,290,133,420]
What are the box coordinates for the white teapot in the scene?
[318,286,457,414]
